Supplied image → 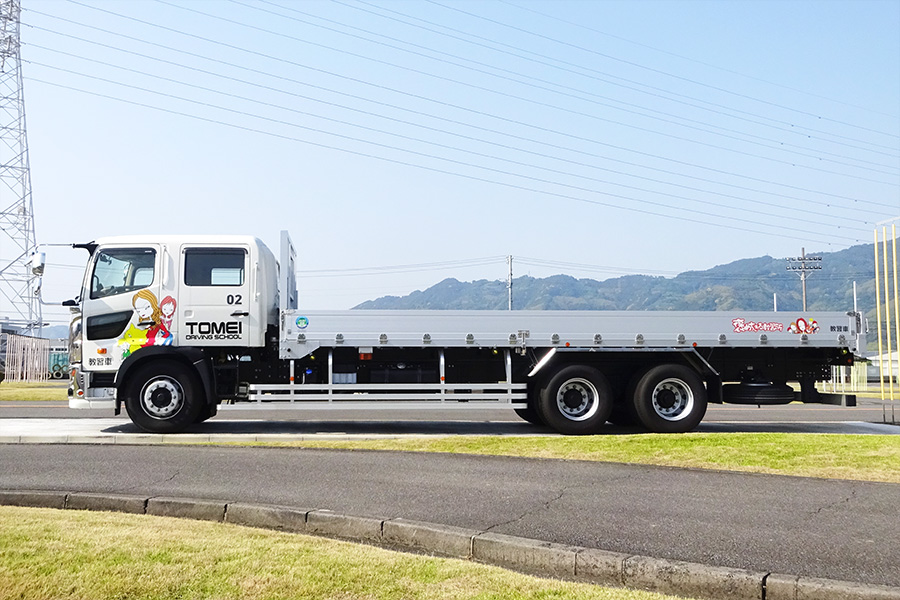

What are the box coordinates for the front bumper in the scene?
[67,363,116,410]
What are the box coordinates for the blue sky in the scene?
[14,0,900,324]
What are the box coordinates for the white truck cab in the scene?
[70,235,278,410]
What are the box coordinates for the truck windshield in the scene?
[90,248,156,299]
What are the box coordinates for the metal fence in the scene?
[873,225,900,403]
[3,333,49,382]
[824,364,869,393]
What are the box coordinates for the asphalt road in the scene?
[1,443,898,588]
[2,398,899,429]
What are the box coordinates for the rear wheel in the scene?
[632,364,707,433]
[124,360,203,433]
[537,365,612,435]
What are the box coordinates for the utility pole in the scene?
[786,248,822,312]
[0,0,41,334]
[507,255,513,311]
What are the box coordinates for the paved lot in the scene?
[3,398,898,421]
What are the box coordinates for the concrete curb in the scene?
[765,573,900,600]
[383,518,478,559]
[622,555,766,599]
[1,489,898,600]
[473,532,580,578]
[67,492,147,514]
[146,497,227,522]
[225,502,310,533]
[307,509,385,543]
[0,489,67,509]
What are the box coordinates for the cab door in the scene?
[81,245,164,371]
[177,244,252,347]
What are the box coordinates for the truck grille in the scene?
[91,373,115,388]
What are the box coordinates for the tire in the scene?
[194,403,217,424]
[124,360,203,433]
[537,365,613,435]
[514,405,544,425]
[632,364,707,433]
[722,382,794,405]
[514,382,546,425]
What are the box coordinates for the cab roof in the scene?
[79,235,271,254]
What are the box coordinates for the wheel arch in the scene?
[532,349,714,394]
[115,347,215,413]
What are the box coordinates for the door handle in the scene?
[231,311,250,317]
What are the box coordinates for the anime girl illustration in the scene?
[788,318,819,335]
[160,295,176,332]
[119,289,174,358]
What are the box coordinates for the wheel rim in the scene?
[555,378,600,421]
[140,376,184,420]
[651,378,694,421]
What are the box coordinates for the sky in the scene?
[7,0,900,325]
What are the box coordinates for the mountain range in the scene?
[355,243,881,314]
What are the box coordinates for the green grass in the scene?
[229,433,900,483]
[0,506,685,600]
[0,381,68,402]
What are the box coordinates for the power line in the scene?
[297,256,507,277]
[20,0,898,270]
[26,57,874,243]
[497,0,900,123]
[338,0,900,156]
[28,5,897,212]
[155,0,898,184]
[22,29,890,225]
[25,74,868,247]
[238,0,899,172]
[427,0,900,140]
[23,44,878,233]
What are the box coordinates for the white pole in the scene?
[507,255,513,311]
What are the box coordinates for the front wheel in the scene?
[124,360,203,433]
[537,365,612,435]
[632,364,707,433]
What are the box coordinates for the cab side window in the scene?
[184,248,246,286]
[90,248,156,299]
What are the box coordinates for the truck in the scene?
[54,231,862,435]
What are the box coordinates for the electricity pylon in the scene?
[0,0,41,334]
